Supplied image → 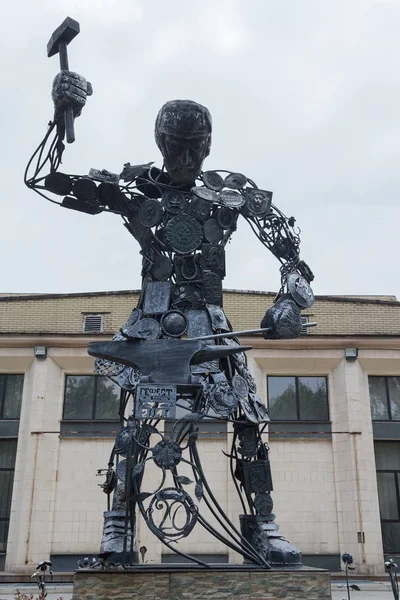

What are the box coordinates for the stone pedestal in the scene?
[72,565,332,600]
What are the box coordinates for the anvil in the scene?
[88,338,251,384]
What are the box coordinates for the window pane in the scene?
[0,440,17,469]
[375,442,400,470]
[268,377,297,420]
[0,472,14,518]
[298,377,329,420]
[377,472,399,519]
[389,377,400,421]
[64,376,95,420]
[95,378,120,419]
[369,377,389,420]
[0,519,9,553]
[3,375,24,419]
[381,522,400,553]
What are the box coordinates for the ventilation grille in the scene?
[300,316,310,336]
[83,314,104,334]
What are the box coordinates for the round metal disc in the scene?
[151,254,173,281]
[219,189,246,208]
[243,189,272,218]
[232,374,249,399]
[287,273,314,308]
[191,186,219,203]
[162,189,189,214]
[139,199,163,227]
[130,318,161,339]
[203,219,224,243]
[115,426,133,456]
[224,172,247,189]
[203,171,224,191]
[165,214,203,254]
[160,310,188,337]
[216,207,234,230]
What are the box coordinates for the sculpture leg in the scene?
[233,421,302,566]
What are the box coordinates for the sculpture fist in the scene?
[260,295,302,339]
[52,71,93,119]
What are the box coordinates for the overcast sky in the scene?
[2,0,400,298]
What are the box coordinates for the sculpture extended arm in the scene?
[242,198,315,339]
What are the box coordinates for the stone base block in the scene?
[72,565,332,600]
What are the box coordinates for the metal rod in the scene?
[190,322,317,342]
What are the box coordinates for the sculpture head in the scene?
[155,100,212,184]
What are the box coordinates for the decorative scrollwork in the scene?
[146,487,198,540]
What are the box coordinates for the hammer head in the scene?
[47,16,80,57]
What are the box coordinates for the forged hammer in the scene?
[47,17,80,144]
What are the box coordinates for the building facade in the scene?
[0,289,399,575]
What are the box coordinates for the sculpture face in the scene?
[155,100,212,184]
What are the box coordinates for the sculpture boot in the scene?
[240,515,302,566]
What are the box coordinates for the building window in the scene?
[82,314,104,334]
[369,376,400,421]
[375,441,400,553]
[0,375,24,420]
[63,376,120,420]
[0,439,17,553]
[267,376,329,421]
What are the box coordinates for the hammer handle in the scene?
[58,41,75,144]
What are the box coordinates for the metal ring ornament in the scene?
[160,310,188,337]
[146,488,198,540]
[287,272,315,308]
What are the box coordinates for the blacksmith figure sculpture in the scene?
[25,17,315,570]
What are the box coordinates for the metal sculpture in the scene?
[25,16,315,570]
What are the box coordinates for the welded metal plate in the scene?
[191,186,219,202]
[186,309,213,338]
[174,254,203,284]
[143,281,171,314]
[203,218,224,243]
[219,189,245,208]
[209,382,238,417]
[151,254,173,281]
[201,244,226,279]
[232,373,249,399]
[203,271,222,305]
[243,189,272,218]
[187,196,212,223]
[207,304,229,331]
[164,214,203,254]
[130,318,161,339]
[135,384,177,419]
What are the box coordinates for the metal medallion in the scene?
[209,382,239,417]
[139,198,163,227]
[232,374,249,399]
[219,188,245,208]
[162,189,189,214]
[188,197,212,223]
[243,460,273,493]
[243,189,272,218]
[287,272,314,308]
[173,283,203,309]
[202,171,224,191]
[152,439,182,469]
[203,218,224,243]
[202,244,226,279]
[115,422,135,456]
[160,310,188,337]
[207,304,229,331]
[224,172,247,189]
[254,492,274,516]
[165,214,203,254]
[151,254,173,281]
[216,207,235,230]
[130,318,161,339]
[191,186,219,203]
[240,366,257,394]
[203,271,223,305]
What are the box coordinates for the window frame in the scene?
[0,374,24,421]
[62,374,120,422]
[267,375,330,422]
[0,439,17,554]
[369,376,400,422]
